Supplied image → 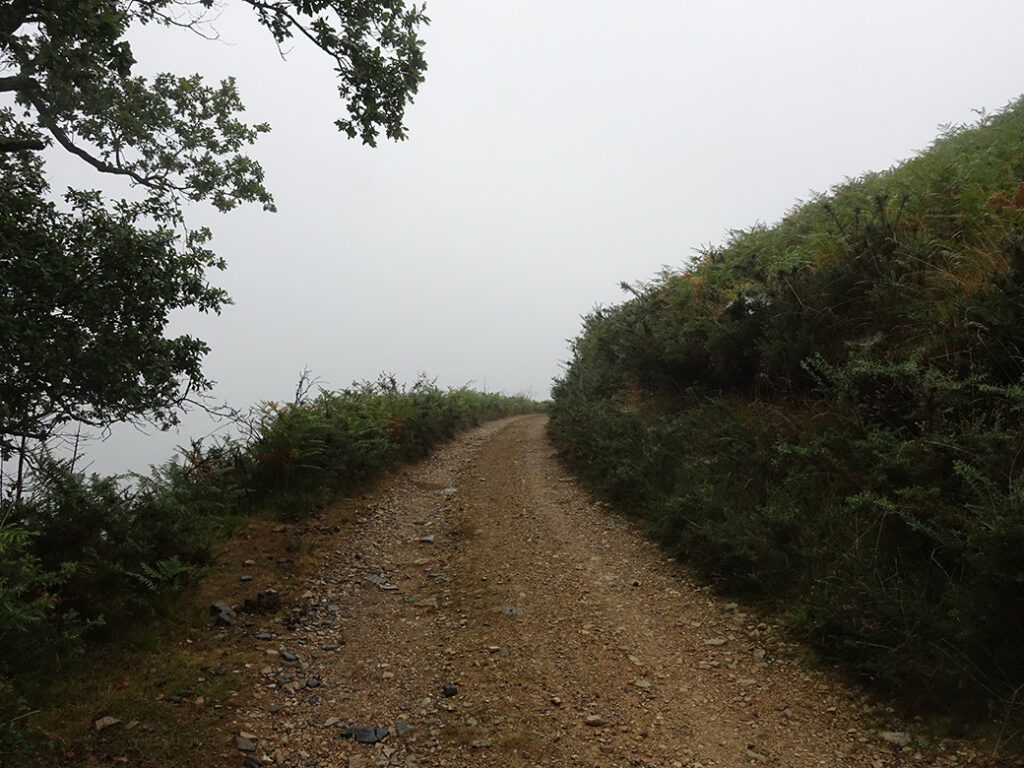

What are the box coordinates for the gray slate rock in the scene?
[340,726,390,744]
[211,602,237,627]
[235,735,256,752]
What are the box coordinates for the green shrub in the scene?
[0,526,87,678]
[550,96,1024,718]
[242,375,541,514]
[0,375,540,760]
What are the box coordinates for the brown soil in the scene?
[51,415,1008,767]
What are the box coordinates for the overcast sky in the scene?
[56,0,1024,474]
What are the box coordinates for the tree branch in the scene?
[0,73,38,93]
[0,138,45,152]
[240,0,349,68]
[24,90,157,187]
[0,425,49,442]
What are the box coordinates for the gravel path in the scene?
[230,415,983,768]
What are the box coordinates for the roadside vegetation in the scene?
[549,98,1024,729]
[3,2,446,763]
[0,376,540,763]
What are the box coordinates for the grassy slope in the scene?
[549,97,1024,725]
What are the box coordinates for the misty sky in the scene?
[46,0,1024,474]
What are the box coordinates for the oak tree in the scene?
[0,0,428,466]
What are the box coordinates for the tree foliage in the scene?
[0,0,428,463]
[0,143,228,451]
[1,0,428,205]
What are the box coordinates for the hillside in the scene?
[549,97,1024,721]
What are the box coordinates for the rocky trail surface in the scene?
[216,415,990,768]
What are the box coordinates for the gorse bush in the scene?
[0,376,539,751]
[550,97,1024,718]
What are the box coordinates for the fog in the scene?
[45,0,1024,475]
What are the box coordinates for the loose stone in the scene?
[340,726,390,744]
[880,731,911,747]
[93,716,121,731]
[235,735,256,752]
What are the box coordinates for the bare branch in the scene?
[240,0,350,69]
[133,0,225,39]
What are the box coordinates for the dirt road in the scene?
[231,415,978,767]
